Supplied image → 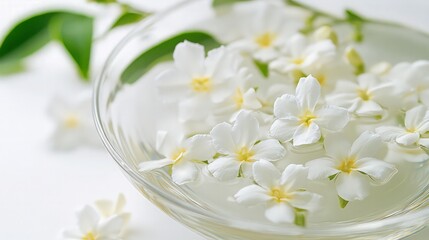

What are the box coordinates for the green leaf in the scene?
[88,0,117,4]
[338,195,349,208]
[420,145,429,155]
[345,9,365,23]
[253,59,269,78]
[0,12,59,62]
[54,13,94,80]
[294,208,306,227]
[121,31,222,84]
[111,12,148,30]
[212,0,249,7]
[0,61,25,75]
[328,173,339,181]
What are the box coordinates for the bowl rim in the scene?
[93,0,429,236]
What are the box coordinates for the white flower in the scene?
[326,73,396,117]
[306,131,398,202]
[228,3,304,62]
[62,205,125,240]
[376,105,429,148]
[234,160,321,224]
[139,131,216,185]
[208,111,286,181]
[270,75,349,146]
[270,34,336,74]
[157,41,241,122]
[48,93,100,150]
[95,194,130,223]
[389,60,429,106]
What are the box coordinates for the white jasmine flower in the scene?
[389,61,429,107]
[270,34,336,74]
[139,131,216,185]
[95,194,130,223]
[228,3,303,62]
[234,160,321,224]
[326,73,396,117]
[306,131,398,202]
[208,111,286,181]
[157,41,242,121]
[62,205,125,240]
[270,75,349,146]
[376,105,429,148]
[48,94,100,150]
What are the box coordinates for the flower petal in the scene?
[172,161,199,185]
[293,122,321,146]
[252,160,281,188]
[234,185,271,206]
[375,126,406,142]
[232,111,260,147]
[350,131,385,160]
[323,133,352,160]
[178,95,212,122]
[405,105,427,130]
[273,94,300,118]
[207,157,241,181]
[156,69,190,102]
[306,157,340,180]
[270,118,300,142]
[76,205,99,233]
[356,157,398,184]
[314,105,349,131]
[265,203,295,224]
[396,132,420,146]
[252,139,286,161]
[355,100,383,116]
[210,122,236,154]
[98,215,124,237]
[289,191,321,212]
[280,164,308,191]
[295,75,321,111]
[186,134,216,160]
[139,159,173,172]
[173,41,205,76]
[336,172,370,201]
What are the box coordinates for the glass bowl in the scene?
[93,0,429,239]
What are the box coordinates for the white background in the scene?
[0,0,429,239]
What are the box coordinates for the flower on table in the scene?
[208,111,286,181]
[61,194,130,240]
[139,131,216,185]
[95,193,130,223]
[326,73,396,118]
[270,75,349,146]
[306,131,397,206]
[376,105,429,149]
[157,41,242,122]
[228,2,304,62]
[47,93,100,150]
[234,160,321,225]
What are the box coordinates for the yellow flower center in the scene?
[292,58,305,65]
[357,89,371,101]
[269,187,291,203]
[337,157,357,174]
[299,111,317,127]
[234,88,244,108]
[236,147,254,162]
[191,77,211,92]
[64,114,79,128]
[82,232,96,240]
[255,32,276,48]
[315,74,326,86]
[171,148,186,164]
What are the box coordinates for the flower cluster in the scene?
[138,1,429,226]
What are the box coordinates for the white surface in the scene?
[0,0,428,239]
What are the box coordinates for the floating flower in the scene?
[139,131,216,185]
[270,33,336,75]
[234,160,321,224]
[270,75,349,146]
[208,111,286,181]
[61,205,125,240]
[228,2,304,62]
[306,131,397,204]
[157,41,242,121]
[47,93,100,150]
[326,73,396,117]
[376,105,429,148]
